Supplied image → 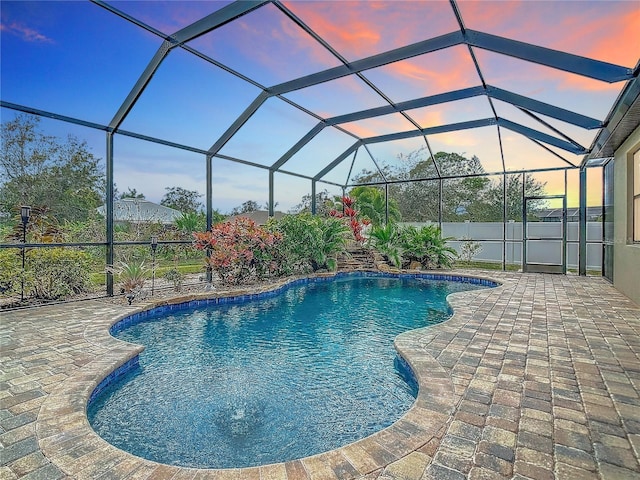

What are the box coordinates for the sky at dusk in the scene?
[1,0,639,213]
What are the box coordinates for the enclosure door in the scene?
[523,196,567,274]
[603,160,614,282]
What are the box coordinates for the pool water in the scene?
[88,275,484,468]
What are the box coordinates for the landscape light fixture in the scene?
[151,235,158,295]
[20,206,31,302]
[21,205,31,225]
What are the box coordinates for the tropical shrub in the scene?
[175,211,206,234]
[459,236,482,263]
[317,216,351,271]
[400,224,458,269]
[26,248,93,300]
[108,260,148,294]
[267,213,320,275]
[368,223,403,268]
[0,249,22,295]
[368,223,457,270]
[267,214,350,274]
[329,196,370,244]
[163,267,184,292]
[349,186,401,227]
[193,217,281,285]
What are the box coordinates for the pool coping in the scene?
[35,270,505,479]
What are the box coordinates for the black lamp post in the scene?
[150,236,158,296]
[20,206,31,302]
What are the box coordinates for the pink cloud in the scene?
[475,46,623,100]
[364,45,480,102]
[564,8,640,67]
[1,21,54,43]
[411,109,446,129]
[340,113,416,139]
[458,0,639,68]
[282,0,457,61]
[186,3,341,85]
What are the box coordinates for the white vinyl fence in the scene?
[402,222,603,271]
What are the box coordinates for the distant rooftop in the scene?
[535,206,603,221]
[226,210,287,225]
[97,198,183,224]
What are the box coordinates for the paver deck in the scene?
[1,270,639,480]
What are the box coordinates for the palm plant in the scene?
[368,222,403,268]
[400,224,457,269]
[175,212,206,233]
[349,186,401,227]
[316,216,350,271]
[107,260,148,293]
[266,214,349,273]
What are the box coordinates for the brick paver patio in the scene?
[1,270,639,479]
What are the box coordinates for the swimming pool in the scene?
[88,273,490,468]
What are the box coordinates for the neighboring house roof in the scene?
[97,198,183,224]
[225,210,286,225]
[535,206,603,221]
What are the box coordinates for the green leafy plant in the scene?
[0,249,22,295]
[368,223,403,268]
[267,213,349,274]
[107,259,148,293]
[26,248,94,300]
[317,216,350,271]
[175,212,206,233]
[267,213,320,275]
[349,186,401,227]
[459,236,482,264]
[368,223,457,270]
[163,267,184,292]
[400,224,458,269]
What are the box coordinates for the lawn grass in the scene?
[89,260,205,286]
[454,260,521,272]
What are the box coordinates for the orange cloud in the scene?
[280,2,382,60]
[457,1,524,34]
[431,130,478,148]
[547,5,639,67]
[457,0,638,64]
[411,109,446,129]
[186,3,343,85]
[457,1,638,89]
[282,0,457,61]
[340,114,416,139]
[374,45,480,97]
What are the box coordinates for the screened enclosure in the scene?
[1,0,639,302]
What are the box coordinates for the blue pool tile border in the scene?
[89,355,139,405]
[110,271,498,336]
[394,354,419,396]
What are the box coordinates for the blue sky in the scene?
[1,0,638,212]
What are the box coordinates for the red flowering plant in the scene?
[193,217,282,285]
[329,196,370,245]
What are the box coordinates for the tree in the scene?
[288,189,334,216]
[118,187,145,199]
[352,147,546,222]
[229,200,261,215]
[161,186,203,214]
[0,114,104,223]
[348,185,401,226]
[477,174,547,221]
